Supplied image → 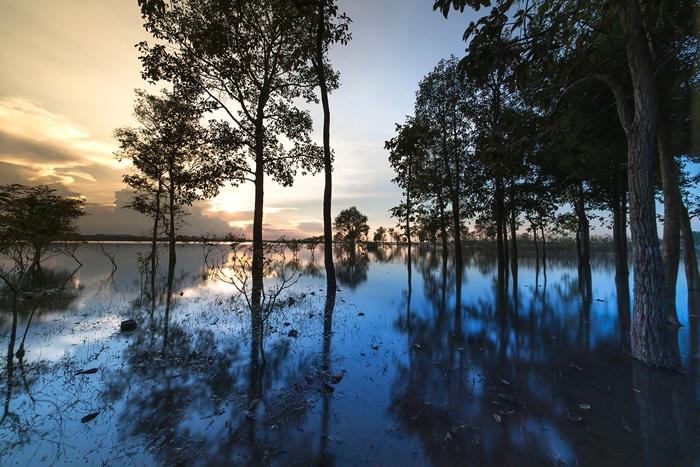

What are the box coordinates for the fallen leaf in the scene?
[493,414,502,422]
[566,412,583,422]
[500,379,510,385]
[579,404,591,410]
[75,368,98,376]
[370,345,378,350]
[358,312,365,316]
[81,413,99,423]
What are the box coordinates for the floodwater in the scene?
[1,243,698,466]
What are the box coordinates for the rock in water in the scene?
[120,320,137,332]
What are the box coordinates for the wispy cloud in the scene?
[0,96,122,202]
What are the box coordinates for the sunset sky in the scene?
[0,0,479,238]
[1,1,696,238]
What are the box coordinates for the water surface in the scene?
[1,243,698,466]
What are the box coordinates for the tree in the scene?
[138,0,326,348]
[290,0,351,291]
[333,207,369,245]
[373,226,387,243]
[432,0,690,367]
[0,184,85,269]
[114,89,222,287]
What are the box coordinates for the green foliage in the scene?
[114,89,223,241]
[333,207,369,244]
[373,226,387,243]
[0,184,85,264]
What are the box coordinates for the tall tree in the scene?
[414,56,482,267]
[432,0,692,367]
[115,89,222,287]
[137,0,326,340]
[290,0,351,291]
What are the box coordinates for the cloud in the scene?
[0,96,123,203]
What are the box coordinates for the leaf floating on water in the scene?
[288,329,299,338]
[566,412,583,422]
[500,379,510,385]
[493,414,502,422]
[284,322,291,326]
[81,412,99,423]
[596,299,604,302]
[370,345,378,350]
[358,312,365,316]
[579,404,591,410]
[330,373,344,384]
[75,368,98,376]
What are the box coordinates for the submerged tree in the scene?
[290,0,351,291]
[0,184,85,270]
[114,89,222,287]
[138,0,328,333]
[432,0,695,368]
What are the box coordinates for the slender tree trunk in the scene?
[681,202,700,291]
[438,193,448,260]
[612,179,629,275]
[532,222,539,270]
[451,195,462,267]
[167,178,176,290]
[252,123,265,363]
[509,209,517,269]
[617,0,672,368]
[495,177,505,267]
[152,180,162,304]
[314,0,336,291]
[657,99,681,324]
[576,181,591,263]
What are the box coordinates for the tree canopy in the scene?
[334,207,370,245]
[0,184,85,267]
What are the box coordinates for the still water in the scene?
[1,243,698,466]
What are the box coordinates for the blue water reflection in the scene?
[1,243,698,466]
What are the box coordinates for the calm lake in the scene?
[1,243,698,466]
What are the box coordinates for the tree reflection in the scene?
[334,245,370,290]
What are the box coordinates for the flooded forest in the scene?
[1,243,699,465]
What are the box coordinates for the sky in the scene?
[1,1,696,239]
[0,0,483,238]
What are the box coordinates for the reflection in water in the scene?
[0,244,698,465]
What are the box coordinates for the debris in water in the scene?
[566,412,583,422]
[358,312,365,316]
[370,344,379,350]
[288,329,299,338]
[330,372,344,384]
[120,320,137,332]
[579,404,591,410]
[75,368,98,376]
[493,414,502,422]
[81,413,100,423]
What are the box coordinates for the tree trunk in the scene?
[657,98,681,324]
[532,222,539,270]
[451,194,462,267]
[438,192,448,260]
[167,170,176,290]
[617,0,672,368]
[315,0,336,291]
[681,202,700,291]
[252,122,265,363]
[612,176,629,275]
[509,209,517,269]
[575,181,591,263]
[495,176,505,266]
